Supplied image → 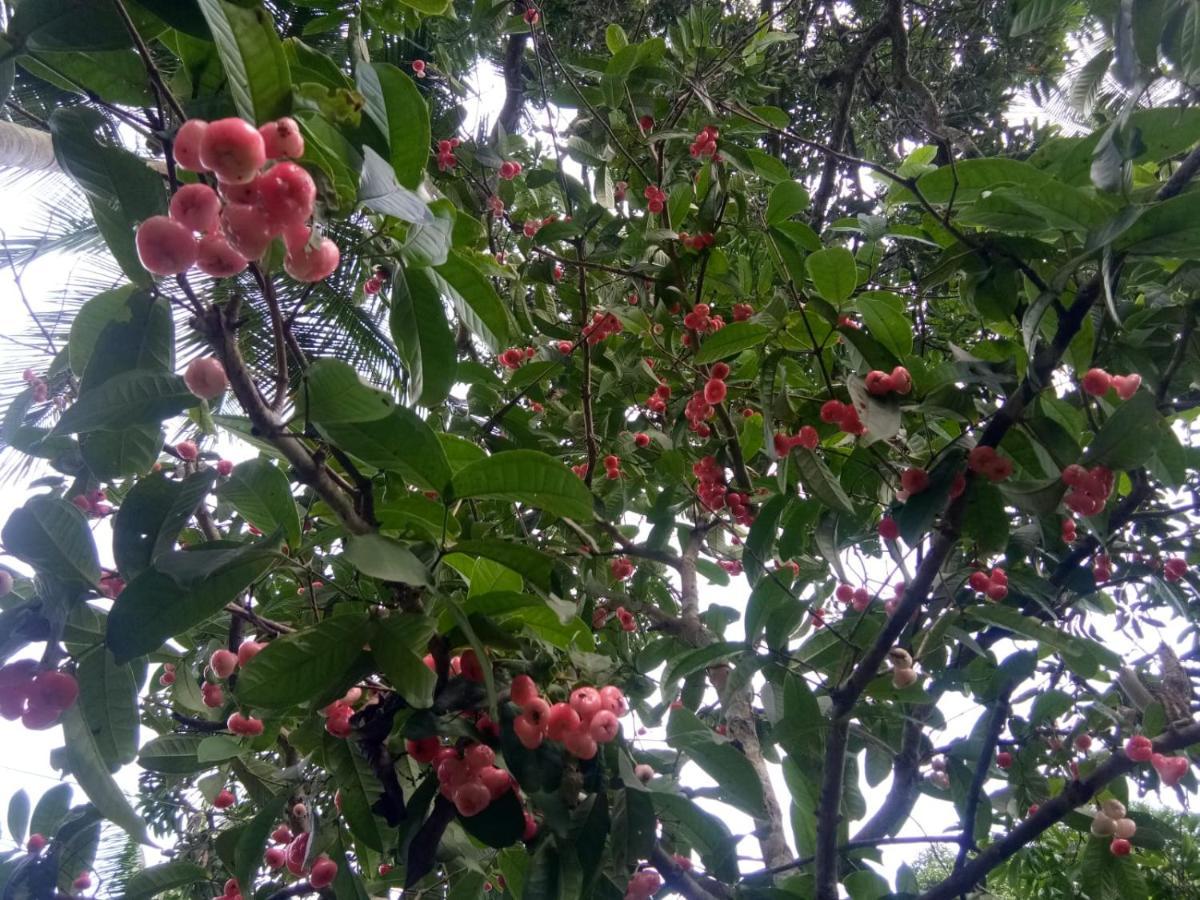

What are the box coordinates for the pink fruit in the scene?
[72,872,91,891]
[265,846,286,868]
[217,459,234,476]
[256,162,316,230]
[996,751,1013,769]
[281,223,312,255]
[514,710,545,749]
[599,684,627,715]
[878,516,900,541]
[219,179,260,206]
[213,788,235,809]
[284,236,340,282]
[522,811,539,841]
[511,674,539,706]
[406,736,440,764]
[309,855,338,888]
[199,118,267,184]
[479,766,512,799]
[1112,373,1142,400]
[1152,752,1190,786]
[210,648,238,679]
[136,216,198,275]
[29,670,78,711]
[169,183,221,233]
[26,834,46,854]
[184,357,228,400]
[634,763,654,783]
[569,686,602,721]
[545,702,582,742]
[563,728,598,760]
[236,640,264,667]
[285,832,310,876]
[1082,368,1111,397]
[1125,735,1154,762]
[172,119,209,171]
[453,781,491,817]
[271,824,293,844]
[196,234,248,278]
[260,117,304,159]
[220,203,274,260]
[1110,837,1131,856]
[588,709,620,743]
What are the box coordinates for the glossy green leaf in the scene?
[314,407,452,494]
[299,358,396,424]
[693,322,771,363]
[344,534,430,585]
[233,794,288,889]
[68,287,172,379]
[114,470,217,579]
[359,145,432,224]
[451,450,594,520]
[765,180,810,224]
[856,292,913,359]
[126,862,209,900]
[77,649,139,769]
[324,734,385,850]
[1085,390,1162,469]
[217,458,301,548]
[357,62,429,189]
[806,247,857,305]
[434,251,513,354]
[61,704,152,844]
[449,539,556,592]
[53,371,194,435]
[236,612,371,707]
[137,734,211,774]
[791,448,855,517]
[391,265,457,407]
[2,495,99,585]
[373,627,437,708]
[666,707,765,817]
[6,791,28,846]
[196,0,291,122]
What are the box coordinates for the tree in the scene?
[0,0,1197,898]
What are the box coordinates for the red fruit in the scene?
[379,864,393,876]
[257,162,317,230]
[890,366,913,395]
[271,824,293,844]
[201,682,223,708]
[865,370,893,396]
[564,728,598,760]
[236,641,264,667]
[703,378,727,405]
[1110,837,1132,856]
[227,712,263,736]
[878,516,900,541]
[795,425,819,449]
[159,671,175,687]
[285,236,340,282]
[412,59,426,77]
[599,684,627,715]
[1112,373,1142,400]
[589,709,620,743]
[969,571,990,593]
[478,765,512,800]
[210,648,238,679]
[172,119,209,171]
[72,871,91,891]
[1125,735,1154,762]
[1081,368,1111,396]
[985,581,1008,601]
[459,649,486,683]
[220,203,273,260]
[634,432,650,448]
[136,216,198,275]
[265,846,286,868]
[1074,734,1093,752]
[195,234,248,278]
[511,674,539,707]
[213,788,235,809]
[557,340,573,354]
[260,117,304,159]
[638,115,654,131]
[20,702,60,730]
[309,855,338,888]
[200,118,267,184]
[1152,752,1190,786]
[465,743,495,771]
[325,711,353,739]
[819,399,845,423]
[26,833,46,854]
[569,686,603,721]
[900,467,930,495]
[1164,558,1188,582]
[27,670,77,712]
[453,781,492,817]
[169,183,221,233]
[522,811,539,841]
[282,222,312,255]
[514,710,545,749]
[835,584,854,603]
[184,357,228,401]
[545,702,582,741]
[996,751,1013,769]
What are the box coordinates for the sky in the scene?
[0,55,1192,900]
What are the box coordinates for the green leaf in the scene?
[856,292,913,359]
[107,544,278,663]
[396,0,451,13]
[316,406,453,494]
[196,0,291,123]
[114,471,217,579]
[299,359,397,424]
[69,287,172,379]
[373,625,437,708]
[323,734,385,850]
[53,371,194,435]
[663,641,744,686]
[232,794,287,889]
[7,791,28,846]
[236,612,371,707]
[80,426,162,480]
[137,734,215,774]
[606,23,629,53]
[357,62,430,189]
[8,0,146,51]
[458,787,525,848]
[77,649,139,769]
[30,785,69,844]
[391,265,457,407]
[449,539,556,592]
[2,495,99,585]
[451,450,594,520]
[765,181,810,225]
[649,792,739,882]
[1084,391,1162,469]
[1011,0,1073,36]
[791,448,855,517]
[694,322,771,363]
[217,458,301,548]
[666,707,766,817]
[125,862,209,900]
[344,534,431,585]
[359,146,432,224]
[806,247,857,305]
[60,704,152,844]
[434,251,513,354]
[49,107,166,285]
[844,869,890,900]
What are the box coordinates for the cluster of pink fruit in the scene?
[968,566,1009,601]
[1090,799,1138,856]
[20,368,49,404]
[1082,368,1141,400]
[835,583,874,612]
[1125,734,1191,787]
[594,604,638,632]
[1061,463,1115,517]
[435,138,462,172]
[772,427,819,457]
[688,124,719,159]
[263,828,338,887]
[681,302,724,333]
[643,184,667,214]
[511,677,626,760]
[498,159,524,180]
[321,686,366,739]
[677,231,714,251]
[582,310,623,345]
[624,868,664,900]
[865,365,913,397]
[693,455,755,525]
[135,116,339,283]
[610,557,635,580]
[819,398,865,436]
[731,301,754,321]
[966,445,1014,482]
[498,346,536,370]
[0,661,78,730]
[413,739,526,821]
[70,488,112,519]
[644,381,671,415]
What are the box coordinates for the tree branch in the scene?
[953,690,1011,872]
